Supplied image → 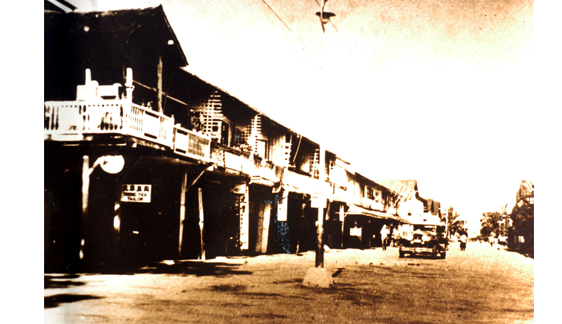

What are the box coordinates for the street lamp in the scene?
[315,4,336,32]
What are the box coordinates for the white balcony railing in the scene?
[44,99,211,161]
[173,126,211,161]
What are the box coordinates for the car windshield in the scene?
[413,225,436,233]
[412,225,446,234]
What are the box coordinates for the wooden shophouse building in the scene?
[44,5,422,272]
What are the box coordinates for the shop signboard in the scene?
[238,185,249,250]
[350,226,362,237]
[121,184,152,203]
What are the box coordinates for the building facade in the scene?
[44,5,440,272]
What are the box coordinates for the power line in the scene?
[260,0,307,50]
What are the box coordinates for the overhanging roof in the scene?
[347,205,402,221]
[44,5,187,66]
[405,215,445,226]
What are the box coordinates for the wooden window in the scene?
[366,187,374,200]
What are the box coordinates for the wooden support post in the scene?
[178,170,188,257]
[113,200,121,267]
[81,155,90,262]
[157,54,163,113]
[255,201,264,254]
[339,204,345,248]
[261,202,272,253]
[198,187,205,260]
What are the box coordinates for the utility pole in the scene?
[314,0,334,269]
[315,145,326,268]
[302,0,336,288]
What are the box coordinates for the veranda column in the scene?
[198,187,205,260]
[178,170,188,257]
[81,155,90,265]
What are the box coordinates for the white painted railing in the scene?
[173,127,211,161]
[44,99,211,161]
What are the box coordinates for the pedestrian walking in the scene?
[380,224,390,250]
[460,233,467,251]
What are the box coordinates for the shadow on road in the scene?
[45,261,253,309]
[399,254,446,260]
[136,260,253,277]
[45,259,253,277]
[45,274,85,289]
[44,294,103,309]
[315,283,384,306]
[506,246,534,259]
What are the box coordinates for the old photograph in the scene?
[41,0,538,322]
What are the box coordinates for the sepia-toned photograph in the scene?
[41,0,540,322]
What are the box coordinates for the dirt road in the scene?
[45,242,534,323]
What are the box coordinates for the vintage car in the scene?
[396,221,447,259]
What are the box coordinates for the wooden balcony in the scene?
[173,127,211,161]
[355,196,386,212]
[210,143,253,174]
[44,99,211,161]
[208,143,283,185]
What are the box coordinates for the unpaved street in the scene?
[45,242,533,323]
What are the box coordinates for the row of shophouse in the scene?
[44,4,443,272]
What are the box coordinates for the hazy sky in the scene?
[65,0,538,230]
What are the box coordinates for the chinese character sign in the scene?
[121,184,152,203]
[239,186,250,250]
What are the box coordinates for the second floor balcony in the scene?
[44,98,211,162]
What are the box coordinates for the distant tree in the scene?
[449,213,465,237]
[445,207,465,238]
[480,211,502,239]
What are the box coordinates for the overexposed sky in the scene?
[65,0,539,227]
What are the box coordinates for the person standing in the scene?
[460,233,467,251]
[380,224,390,250]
